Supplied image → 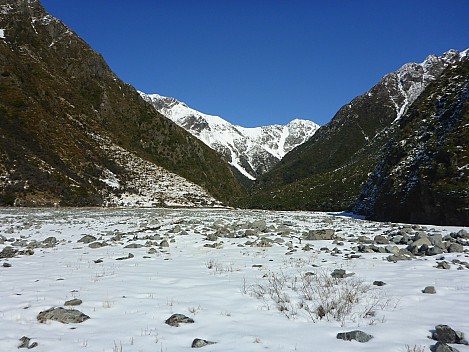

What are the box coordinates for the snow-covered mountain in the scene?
[140,92,320,180]
[382,49,468,122]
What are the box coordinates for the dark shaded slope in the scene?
[244,51,465,211]
[245,71,405,210]
[354,58,469,226]
[0,0,244,205]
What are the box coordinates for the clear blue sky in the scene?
[41,0,468,127]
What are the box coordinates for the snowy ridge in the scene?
[140,92,320,180]
[384,49,468,122]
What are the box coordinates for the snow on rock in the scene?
[140,92,320,179]
[88,132,221,207]
[0,29,5,39]
[384,49,468,122]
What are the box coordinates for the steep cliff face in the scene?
[246,49,468,211]
[354,57,469,226]
[0,0,244,206]
[140,92,320,180]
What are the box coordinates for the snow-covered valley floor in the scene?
[0,208,468,352]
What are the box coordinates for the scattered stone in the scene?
[374,235,389,244]
[336,330,373,343]
[427,246,445,256]
[160,240,169,248]
[205,233,218,241]
[116,253,134,260]
[385,245,400,254]
[0,246,16,258]
[430,342,460,352]
[250,220,267,232]
[165,313,194,327]
[204,242,222,249]
[447,243,464,253]
[331,269,354,278]
[94,259,103,263]
[37,307,90,324]
[147,248,157,254]
[357,236,373,244]
[88,242,107,249]
[18,336,38,349]
[437,261,451,270]
[124,243,143,248]
[423,286,436,294]
[191,338,216,348]
[457,229,469,239]
[432,324,468,345]
[3,262,11,267]
[64,299,83,306]
[373,281,386,286]
[303,229,336,241]
[429,234,444,248]
[42,236,58,247]
[257,237,273,247]
[387,253,412,262]
[391,235,403,244]
[77,235,97,244]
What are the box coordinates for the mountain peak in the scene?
[140,92,320,180]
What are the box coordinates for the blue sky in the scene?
[41,0,468,127]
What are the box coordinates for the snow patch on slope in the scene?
[88,132,221,207]
[387,49,468,122]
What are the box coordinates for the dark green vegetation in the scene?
[354,59,469,225]
[0,0,244,206]
[245,68,405,211]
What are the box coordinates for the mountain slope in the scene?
[354,56,469,225]
[246,49,468,211]
[0,0,244,206]
[140,92,320,180]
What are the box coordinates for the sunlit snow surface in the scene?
[0,208,468,352]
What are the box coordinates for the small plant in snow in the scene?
[188,305,201,314]
[112,341,123,352]
[404,345,426,352]
[247,268,387,324]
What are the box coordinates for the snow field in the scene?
[0,208,468,352]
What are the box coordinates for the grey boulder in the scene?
[336,330,373,343]
[37,307,90,324]
[191,338,216,348]
[165,314,194,327]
